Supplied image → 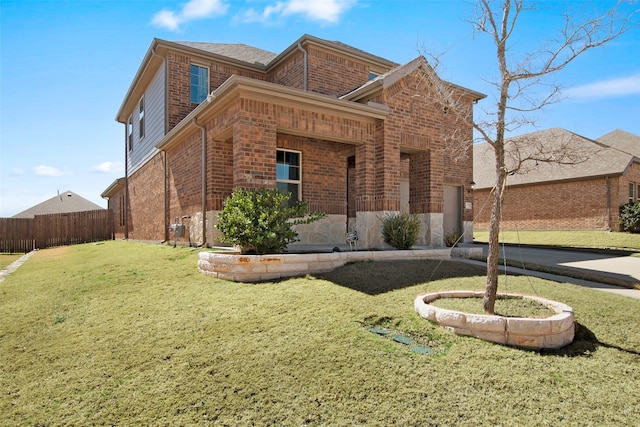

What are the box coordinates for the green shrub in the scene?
[380,212,421,250]
[444,230,462,247]
[216,188,326,254]
[620,201,640,233]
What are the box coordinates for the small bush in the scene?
[620,201,640,233]
[381,212,421,250]
[216,188,325,254]
[444,230,462,247]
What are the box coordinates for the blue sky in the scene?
[1,0,639,217]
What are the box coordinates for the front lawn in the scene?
[1,241,638,425]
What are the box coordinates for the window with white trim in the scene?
[630,182,638,203]
[138,96,145,139]
[190,64,209,104]
[276,149,301,206]
[127,116,133,151]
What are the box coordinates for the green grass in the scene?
[1,241,639,425]
[473,229,640,252]
[0,253,23,270]
[431,295,556,318]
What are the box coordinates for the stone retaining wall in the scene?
[414,291,575,349]
[198,247,481,282]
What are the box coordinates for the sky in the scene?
[1,0,639,217]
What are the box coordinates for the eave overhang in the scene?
[101,177,125,199]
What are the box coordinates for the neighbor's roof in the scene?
[474,128,637,189]
[12,191,104,219]
[596,129,640,157]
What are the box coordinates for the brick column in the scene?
[232,99,277,189]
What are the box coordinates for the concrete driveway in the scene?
[472,244,640,299]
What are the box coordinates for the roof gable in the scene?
[341,56,485,102]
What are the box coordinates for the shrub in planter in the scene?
[216,188,326,254]
[444,230,462,247]
[620,201,640,233]
[381,212,421,250]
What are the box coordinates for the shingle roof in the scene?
[173,41,278,66]
[12,191,104,219]
[474,128,636,189]
[596,129,640,157]
[341,56,485,101]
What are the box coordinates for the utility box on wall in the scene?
[169,223,185,237]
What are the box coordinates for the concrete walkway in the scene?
[0,251,36,283]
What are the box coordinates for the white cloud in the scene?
[34,165,71,177]
[241,0,357,25]
[11,167,25,176]
[565,73,640,99]
[151,0,229,31]
[90,161,124,173]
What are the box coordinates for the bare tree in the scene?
[419,0,637,314]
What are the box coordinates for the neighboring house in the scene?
[473,128,640,231]
[12,191,104,219]
[102,34,483,248]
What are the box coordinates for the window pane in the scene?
[277,182,299,205]
[190,65,209,103]
[630,183,635,200]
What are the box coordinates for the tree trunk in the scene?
[484,169,505,314]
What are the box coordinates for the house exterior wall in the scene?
[112,37,478,248]
[619,162,640,206]
[166,51,268,131]
[305,45,376,96]
[473,161,640,233]
[128,64,165,173]
[107,193,126,240]
[473,177,615,231]
[269,51,305,90]
[126,154,166,241]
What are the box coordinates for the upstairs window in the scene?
[190,64,209,104]
[369,70,381,80]
[127,116,133,151]
[276,149,301,206]
[138,96,145,139]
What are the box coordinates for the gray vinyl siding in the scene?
[128,62,166,174]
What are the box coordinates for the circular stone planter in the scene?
[414,291,575,349]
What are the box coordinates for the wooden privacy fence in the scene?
[0,210,114,253]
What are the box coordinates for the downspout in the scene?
[162,150,168,243]
[606,176,612,231]
[124,123,129,240]
[296,42,308,91]
[193,117,207,247]
[192,91,214,247]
